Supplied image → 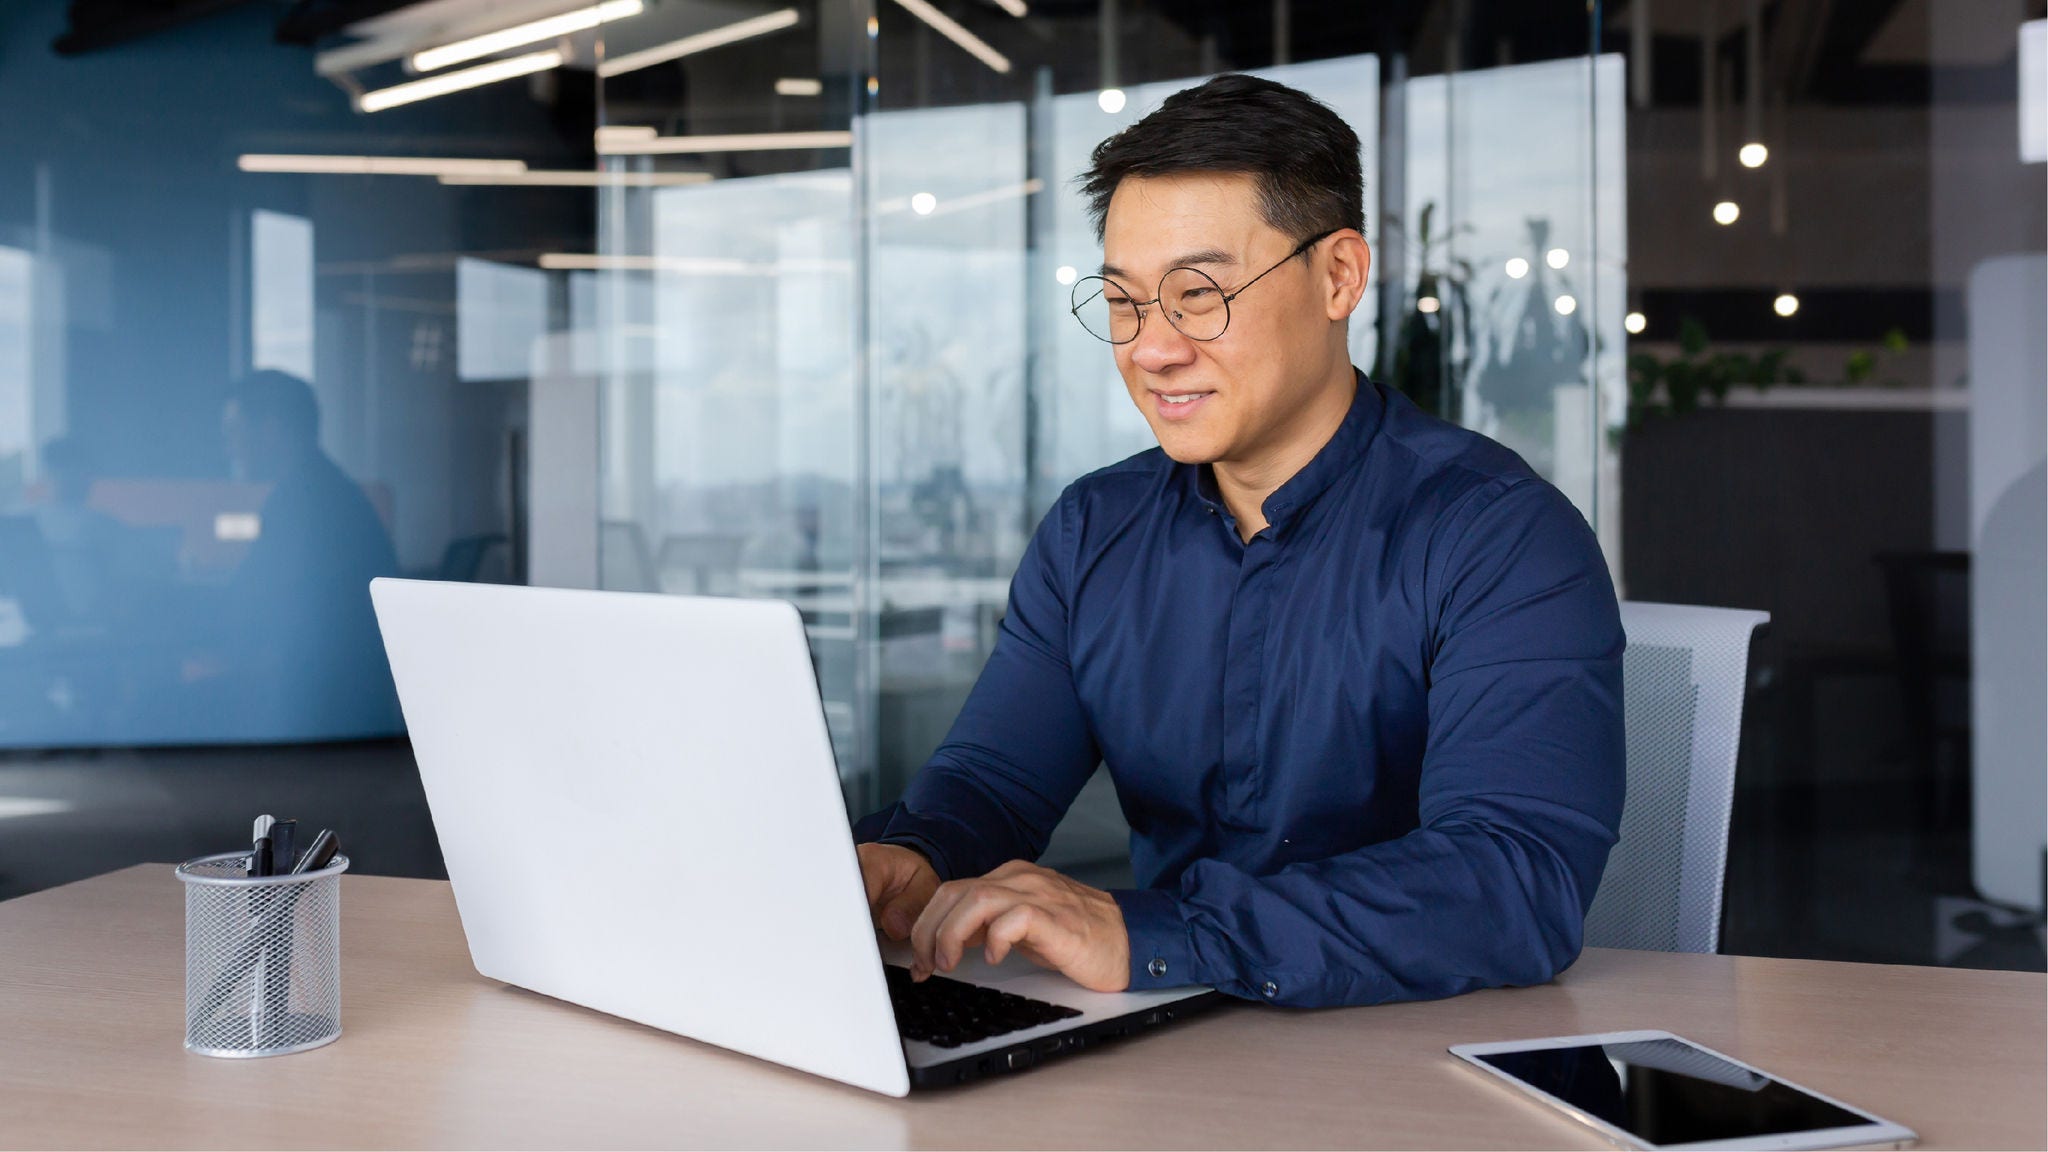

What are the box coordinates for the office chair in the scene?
[1583,601,1770,954]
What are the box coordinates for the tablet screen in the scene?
[1470,1037,1871,1147]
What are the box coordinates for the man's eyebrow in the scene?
[1099,248,1241,281]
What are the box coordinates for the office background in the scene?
[0,0,2041,973]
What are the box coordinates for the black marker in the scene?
[267,819,296,877]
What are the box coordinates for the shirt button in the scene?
[1147,958,1168,979]
[1261,981,1279,999]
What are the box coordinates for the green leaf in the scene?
[1678,316,1709,357]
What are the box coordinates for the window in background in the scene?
[251,210,315,380]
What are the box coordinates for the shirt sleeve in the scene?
[854,490,1103,882]
[1114,478,1626,1007]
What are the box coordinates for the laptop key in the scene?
[885,964,1082,1046]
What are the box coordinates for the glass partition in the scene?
[592,1,1621,866]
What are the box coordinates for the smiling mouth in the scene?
[1157,392,1213,405]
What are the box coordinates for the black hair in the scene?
[1079,73,1364,244]
[227,369,321,444]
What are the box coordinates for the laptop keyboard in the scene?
[884,964,1082,1048]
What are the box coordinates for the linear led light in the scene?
[412,0,642,73]
[537,253,851,276]
[595,125,659,143]
[775,77,823,96]
[598,8,799,78]
[597,130,853,155]
[992,0,1028,15]
[439,169,713,186]
[238,154,529,176]
[890,0,1010,73]
[359,50,563,113]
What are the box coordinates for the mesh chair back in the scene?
[1584,601,1769,953]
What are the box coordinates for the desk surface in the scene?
[1,866,2041,1150]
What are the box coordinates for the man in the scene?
[205,370,402,738]
[855,74,1624,1008]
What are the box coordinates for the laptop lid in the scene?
[370,578,911,1097]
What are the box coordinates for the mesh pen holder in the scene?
[177,850,348,1058]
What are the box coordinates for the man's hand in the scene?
[858,842,941,940]
[909,860,1130,993]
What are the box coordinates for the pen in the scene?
[250,815,274,877]
[290,829,340,874]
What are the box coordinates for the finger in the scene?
[909,881,973,979]
[933,887,1018,974]
[983,904,1039,967]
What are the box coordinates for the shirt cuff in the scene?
[853,801,981,881]
[1112,887,1198,990]
[874,834,947,879]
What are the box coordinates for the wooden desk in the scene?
[1,867,2040,1149]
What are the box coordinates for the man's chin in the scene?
[1151,428,1226,465]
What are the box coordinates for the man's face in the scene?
[222,400,288,482]
[1099,172,1347,467]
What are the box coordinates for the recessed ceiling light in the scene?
[1713,200,1741,225]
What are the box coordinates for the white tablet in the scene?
[1450,1030,1916,1150]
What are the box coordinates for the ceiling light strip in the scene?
[439,170,713,186]
[597,8,800,78]
[359,50,564,113]
[238,154,529,176]
[596,130,853,155]
[412,0,643,73]
[889,0,1010,73]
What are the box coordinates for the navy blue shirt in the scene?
[861,374,1624,1008]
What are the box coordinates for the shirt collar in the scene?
[1188,369,1385,534]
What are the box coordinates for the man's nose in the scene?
[1128,308,1196,374]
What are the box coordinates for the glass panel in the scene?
[1402,54,1627,561]
[591,3,865,786]
[1615,0,2046,968]
[0,0,590,888]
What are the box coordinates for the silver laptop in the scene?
[369,578,1219,1096]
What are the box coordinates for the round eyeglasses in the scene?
[1069,229,1337,345]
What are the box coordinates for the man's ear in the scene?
[1322,230,1371,322]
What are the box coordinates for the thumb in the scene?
[879,889,927,940]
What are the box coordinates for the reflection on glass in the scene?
[595,167,860,768]
[1402,55,1626,561]
[0,13,571,746]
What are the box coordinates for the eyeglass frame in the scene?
[1070,227,1340,345]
